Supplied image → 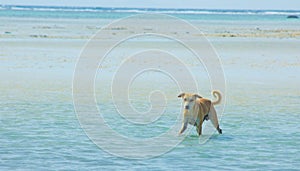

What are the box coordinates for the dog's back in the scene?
[196,98,211,121]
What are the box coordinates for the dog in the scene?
[178,90,222,136]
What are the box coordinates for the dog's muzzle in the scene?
[184,106,189,110]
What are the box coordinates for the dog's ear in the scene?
[193,94,202,99]
[178,93,185,98]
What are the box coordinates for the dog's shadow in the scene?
[184,134,234,143]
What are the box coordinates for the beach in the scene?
[1,7,300,170]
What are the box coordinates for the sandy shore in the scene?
[0,16,299,103]
[1,17,300,39]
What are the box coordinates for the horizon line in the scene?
[1,4,300,11]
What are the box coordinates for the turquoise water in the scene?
[1,6,300,170]
[1,87,300,170]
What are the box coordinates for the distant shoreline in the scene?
[1,4,300,15]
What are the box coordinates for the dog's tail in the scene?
[212,90,222,105]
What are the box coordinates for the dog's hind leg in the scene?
[208,105,222,134]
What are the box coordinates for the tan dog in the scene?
[178,90,222,136]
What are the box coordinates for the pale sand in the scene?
[1,17,300,39]
[0,16,299,103]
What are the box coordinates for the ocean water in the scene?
[1,5,300,20]
[1,5,300,170]
[1,86,300,170]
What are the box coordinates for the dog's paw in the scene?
[218,129,222,134]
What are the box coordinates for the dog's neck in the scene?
[184,103,198,115]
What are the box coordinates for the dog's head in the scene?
[178,93,202,111]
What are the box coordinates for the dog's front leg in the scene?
[178,122,187,135]
[197,119,203,136]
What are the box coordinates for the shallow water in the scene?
[1,83,300,170]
